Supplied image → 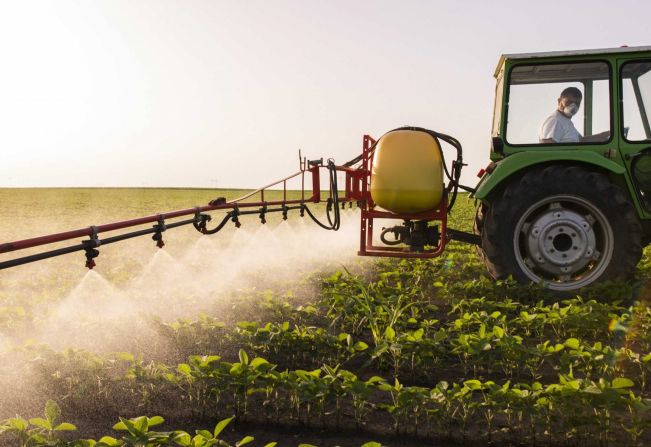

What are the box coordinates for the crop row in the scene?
[320,268,638,341]
[0,400,382,447]
[149,300,651,387]
[26,347,651,446]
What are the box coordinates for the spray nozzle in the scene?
[152,232,165,248]
[282,205,288,220]
[259,205,267,224]
[231,207,241,228]
[193,209,212,234]
[152,216,166,248]
[83,226,101,269]
[300,204,305,217]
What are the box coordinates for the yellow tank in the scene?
[370,130,444,214]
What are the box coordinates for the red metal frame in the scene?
[348,134,449,258]
[1,133,449,264]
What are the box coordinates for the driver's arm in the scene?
[581,131,610,142]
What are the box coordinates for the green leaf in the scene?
[385,326,396,341]
[565,338,580,350]
[45,400,61,425]
[196,429,213,439]
[29,417,52,430]
[354,341,369,351]
[177,363,192,375]
[7,417,28,431]
[263,443,278,447]
[298,445,319,447]
[361,443,382,447]
[97,436,122,446]
[112,421,127,431]
[463,380,482,390]
[132,416,148,433]
[113,417,137,435]
[584,385,602,394]
[250,357,269,368]
[612,377,635,389]
[172,431,191,446]
[238,349,249,365]
[236,436,254,447]
[148,416,164,427]
[54,422,77,431]
[213,417,234,437]
[493,326,505,338]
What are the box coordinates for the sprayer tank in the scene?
[370,130,444,214]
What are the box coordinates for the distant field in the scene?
[0,188,315,242]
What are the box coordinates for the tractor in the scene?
[2,45,650,294]
[473,45,651,292]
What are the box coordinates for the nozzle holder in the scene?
[82,226,101,269]
[282,204,289,220]
[259,204,268,224]
[193,208,212,234]
[231,206,241,228]
[152,215,167,248]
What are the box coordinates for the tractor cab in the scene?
[480,46,651,215]
[474,46,651,292]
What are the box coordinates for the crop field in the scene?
[2,188,651,446]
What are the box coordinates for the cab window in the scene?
[505,61,611,145]
[622,61,651,142]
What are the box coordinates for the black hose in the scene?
[302,159,341,231]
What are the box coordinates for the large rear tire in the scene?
[478,166,642,292]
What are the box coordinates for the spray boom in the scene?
[0,129,478,271]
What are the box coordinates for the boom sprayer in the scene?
[6,46,651,293]
[0,127,479,271]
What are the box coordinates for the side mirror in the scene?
[491,136,504,155]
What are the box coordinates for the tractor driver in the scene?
[539,87,609,144]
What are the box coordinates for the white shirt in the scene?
[539,110,582,143]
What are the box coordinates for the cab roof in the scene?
[494,45,651,77]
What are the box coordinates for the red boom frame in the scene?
[0,133,449,269]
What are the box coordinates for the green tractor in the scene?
[473,45,651,292]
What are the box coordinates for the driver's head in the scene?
[557,87,583,118]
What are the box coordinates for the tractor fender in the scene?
[472,150,626,200]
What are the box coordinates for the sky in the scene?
[0,0,650,188]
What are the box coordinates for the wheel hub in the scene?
[522,202,599,278]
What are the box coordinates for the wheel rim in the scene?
[513,195,614,291]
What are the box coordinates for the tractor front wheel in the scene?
[479,166,642,292]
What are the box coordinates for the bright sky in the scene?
[1,0,649,188]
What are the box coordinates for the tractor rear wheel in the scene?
[479,166,642,292]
